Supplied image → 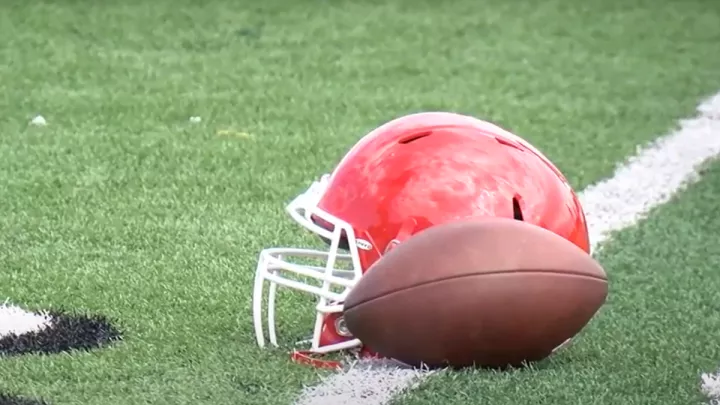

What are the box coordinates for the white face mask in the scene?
[252,174,372,354]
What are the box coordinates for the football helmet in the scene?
[253,112,589,367]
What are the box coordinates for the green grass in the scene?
[0,0,720,404]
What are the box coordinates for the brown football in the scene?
[343,218,608,369]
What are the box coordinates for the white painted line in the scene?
[293,92,720,405]
[702,372,720,403]
[0,300,51,338]
[582,93,720,254]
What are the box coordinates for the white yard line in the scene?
[0,300,51,338]
[702,373,720,404]
[294,92,720,405]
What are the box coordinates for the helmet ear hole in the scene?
[317,234,350,250]
[311,214,350,250]
[512,196,524,221]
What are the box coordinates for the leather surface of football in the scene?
[343,218,608,368]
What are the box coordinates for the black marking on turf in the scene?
[0,393,50,405]
[0,309,123,356]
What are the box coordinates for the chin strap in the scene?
[291,347,381,370]
[291,350,344,370]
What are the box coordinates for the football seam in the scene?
[346,269,607,310]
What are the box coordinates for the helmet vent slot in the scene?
[495,136,524,151]
[399,131,433,144]
[512,196,524,221]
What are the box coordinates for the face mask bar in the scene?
[253,175,366,355]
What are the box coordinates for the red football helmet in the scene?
[253,112,589,368]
